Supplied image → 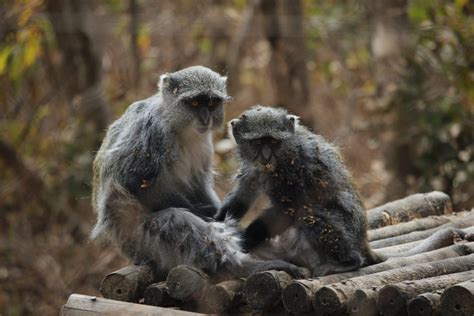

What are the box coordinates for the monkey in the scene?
[91,67,307,280]
[215,106,467,277]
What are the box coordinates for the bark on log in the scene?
[368,211,471,241]
[201,279,244,313]
[243,270,293,311]
[144,282,181,308]
[367,191,452,229]
[60,294,199,316]
[311,254,474,315]
[440,279,474,316]
[370,213,474,249]
[282,242,474,314]
[166,265,210,302]
[407,292,442,316]
[378,270,474,316]
[375,227,467,258]
[100,265,155,302]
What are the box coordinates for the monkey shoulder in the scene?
[99,96,171,195]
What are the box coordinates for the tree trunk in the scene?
[282,242,474,314]
[367,191,452,229]
[260,0,313,126]
[378,270,474,316]
[45,0,109,145]
[440,279,474,316]
[311,254,474,315]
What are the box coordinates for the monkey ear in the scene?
[286,115,299,131]
[159,73,180,95]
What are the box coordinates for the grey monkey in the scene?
[216,106,465,276]
[91,67,307,279]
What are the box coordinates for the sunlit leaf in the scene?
[0,46,14,74]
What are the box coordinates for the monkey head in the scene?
[230,106,299,170]
[159,65,231,133]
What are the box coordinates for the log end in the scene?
[144,282,180,307]
[347,289,378,316]
[243,270,290,311]
[407,296,436,316]
[281,281,314,314]
[377,285,406,316]
[312,286,346,315]
[440,281,474,316]
[166,265,209,301]
[100,272,136,302]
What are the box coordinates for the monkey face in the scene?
[230,106,298,169]
[158,66,230,133]
[184,94,225,133]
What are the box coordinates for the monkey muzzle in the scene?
[197,107,211,133]
[261,144,272,162]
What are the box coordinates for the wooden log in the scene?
[166,265,210,302]
[368,211,471,241]
[377,270,474,316]
[440,279,474,316]
[311,254,474,315]
[367,191,452,229]
[407,292,442,316]
[100,264,155,302]
[60,294,200,316]
[243,270,293,311]
[144,281,181,308]
[201,279,244,313]
[370,213,474,249]
[282,242,474,314]
[347,288,380,316]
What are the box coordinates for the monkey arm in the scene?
[215,172,261,221]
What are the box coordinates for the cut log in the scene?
[368,211,471,241]
[375,227,467,258]
[166,265,210,302]
[60,294,199,316]
[311,254,474,315]
[367,191,452,229]
[407,292,442,316]
[282,242,474,314]
[347,288,380,316]
[377,270,474,316]
[243,270,293,311]
[440,279,474,316]
[100,264,155,302]
[370,213,474,249]
[144,281,181,308]
[201,279,244,313]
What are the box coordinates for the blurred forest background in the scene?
[0,0,473,314]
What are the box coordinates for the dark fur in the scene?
[216,106,380,276]
[91,68,307,279]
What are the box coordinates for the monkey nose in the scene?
[261,144,272,161]
[199,107,210,126]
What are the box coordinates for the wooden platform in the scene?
[60,294,206,315]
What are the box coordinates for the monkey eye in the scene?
[271,138,281,145]
[191,100,199,107]
[255,139,262,145]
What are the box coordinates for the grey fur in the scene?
[216,106,381,277]
[91,67,306,279]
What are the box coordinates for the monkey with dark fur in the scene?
[216,106,466,277]
[91,67,307,280]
